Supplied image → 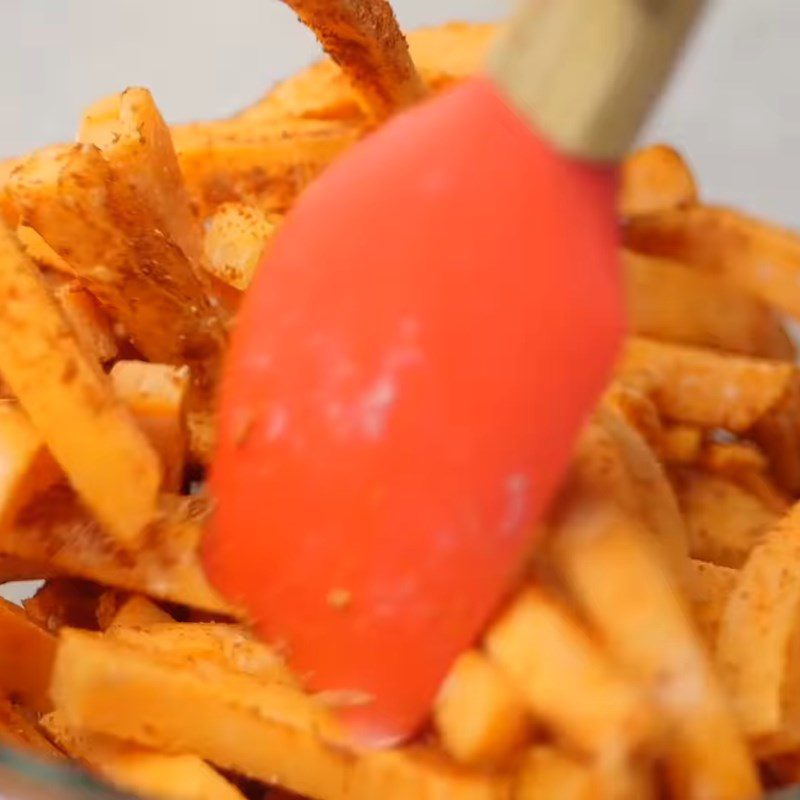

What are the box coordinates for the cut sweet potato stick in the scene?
[110,361,190,491]
[433,650,529,768]
[0,221,161,543]
[106,623,297,687]
[42,711,246,800]
[171,118,362,220]
[7,144,226,403]
[686,560,737,645]
[672,468,777,568]
[624,205,800,321]
[79,88,205,267]
[0,403,60,532]
[619,144,698,217]
[618,338,796,432]
[598,405,690,581]
[0,157,20,226]
[752,375,800,496]
[625,250,794,360]
[0,697,63,762]
[281,0,425,120]
[203,203,276,291]
[485,587,657,758]
[659,424,703,465]
[16,225,73,275]
[0,598,56,713]
[551,489,759,800]
[104,595,174,630]
[716,502,800,739]
[53,283,118,364]
[51,629,511,800]
[240,22,498,124]
[0,488,232,614]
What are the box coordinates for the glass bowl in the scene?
[1,743,799,799]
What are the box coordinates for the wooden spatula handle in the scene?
[488,0,707,161]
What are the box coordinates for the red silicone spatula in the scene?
[206,0,706,746]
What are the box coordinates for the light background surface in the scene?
[0,2,798,600]
[1,1,800,225]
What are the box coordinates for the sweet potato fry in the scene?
[513,747,596,800]
[624,205,800,320]
[686,560,737,645]
[0,555,57,583]
[618,338,796,432]
[0,697,63,761]
[281,0,425,120]
[103,595,173,630]
[485,587,657,758]
[203,203,276,291]
[79,88,205,267]
[625,250,794,360]
[51,629,353,799]
[0,221,161,543]
[110,361,190,491]
[551,492,759,800]
[752,375,800,495]
[240,22,498,124]
[0,488,232,614]
[0,598,56,713]
[434,650,529,768]
[7,144,226,403]
[0,402,60,532]
[660,424,703,465]
[106,623,297,686]
[672,468,777,568]
[0,157,20,226]
[171,118,361,220]
[53,625,510,800]
[716,502,800,739]
[42,710,246,800]
[16,225,73,275]
[53,282,118,364]
[620,145,698,217]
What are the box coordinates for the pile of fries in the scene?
[2,3,800,798]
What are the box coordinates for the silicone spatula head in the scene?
[206,0,706,746]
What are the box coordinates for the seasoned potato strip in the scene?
[106,623,296,686]
[716,502,800,739]
[434,650,529,768]
[686,560,737,645]
[0,598,56,713]
[52,628,512,800]
[240,22,498,123]
[0,697,63,761]
[281,0,425,120]
[110,361,190,491]
[53,282,118,364]
[660,424,703,465]
[0,489,231,614]
[624,205,800,320]
[598,406,689,580]
[16,225,73,275]
[625,250,794,359]
[551,491,759,800]
[513,747,596,800]
[485,587,656,758]
[7,144,226,401]
[171,118,361,220]
[0,555,56,583]
[42,711,246,800]
[0,157,20,225]
[0,403,60,531]
[618,338,796,432]
[79,88,205,267]
[104,595,173,630]
[203,203,276,291]
[620,144,698,217]
[673,468,777,568]
[0,221,161,543]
